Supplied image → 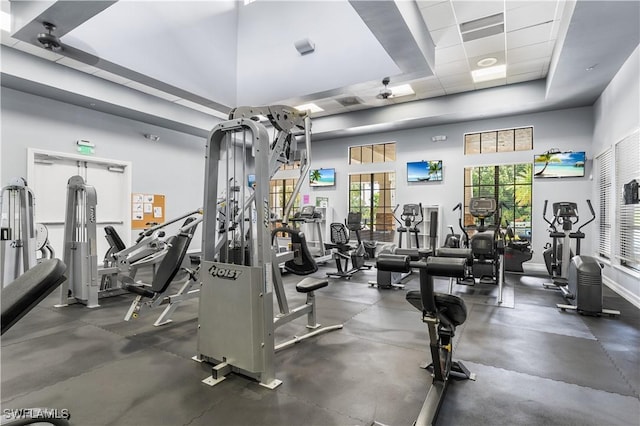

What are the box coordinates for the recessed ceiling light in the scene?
[388,84,415,97]
[477,57,498,67]
[471,64,506,83]
[295,103,324,113]
[0,11,11,32]
[586,64,598,71]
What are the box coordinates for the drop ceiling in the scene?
[1,0,638,139]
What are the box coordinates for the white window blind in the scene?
[597,148,613,259]
[615,130,640,269]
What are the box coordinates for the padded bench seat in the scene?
[296,277,328,293]
[436,247,473,260]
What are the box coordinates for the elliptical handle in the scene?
[577,199,596,233]
[455,202,470,248]
[542,199,556,230]
[415,202,424,227]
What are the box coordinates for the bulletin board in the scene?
[131,193,166,229]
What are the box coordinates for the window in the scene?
[596,149,613,259]
[280,160,300,171]
[615,130,640,270]
[463,163,532,238]
[465,127,533,155]
[269,178,300,224]
[349,143,396,164]
[348,172,396,242]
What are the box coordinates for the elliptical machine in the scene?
[393,203,423,249]
[542,200,619,316]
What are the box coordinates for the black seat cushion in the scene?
[296,277,328,293]
[271,227,319,276]
[405,290,467,327]
[1,259,67,335]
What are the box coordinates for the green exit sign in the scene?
[77,146,95,155]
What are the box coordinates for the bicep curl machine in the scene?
[377,252,475,425]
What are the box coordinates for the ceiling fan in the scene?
[376,77,393,100]
[37,22,99,65]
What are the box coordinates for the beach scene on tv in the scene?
[309,168,335,186]
[534,151,585,178]
[407,160,443,182]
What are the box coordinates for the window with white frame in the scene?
[615,130,640,271]
[596,148,613,259]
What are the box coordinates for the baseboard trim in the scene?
[602,275,640,309]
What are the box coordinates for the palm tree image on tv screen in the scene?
[309,169,335,187]
[407,160,443,182]
[534,151,585,178]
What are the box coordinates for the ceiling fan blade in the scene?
[60,43,100,66]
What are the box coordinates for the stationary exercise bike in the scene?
[376,251,475,425]
[325,212,372,279]
[542,200,620,316]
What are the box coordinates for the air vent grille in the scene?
[336,96,364,107]
[460,13,504,42]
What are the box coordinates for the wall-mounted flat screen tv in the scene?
[407,160,443,182]
[309,168,335,187]
[534,151,585,178]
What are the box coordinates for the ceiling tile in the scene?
[411,77,445,92]
[507,21,553,49]
[436,44,467,64]
[430,25,463,48]
[507,71,542,84]
[56,57,99,74]
[13,41,63,61]
[463,33,505,58]
[507,41,553,63]
[506,1,536,11]
[421,87,447,98]
[126,81,181,102]
[438,72,474,87]
[435,59,470,76]
[474,78,506,90]
[507,58,546,76]
[467,51,506,70]
[451,1,504,23]
[417,1,448,9]
[93,70,132,85]
[420,2,457,31]
[506,1,558,32]
[444,83,475,95]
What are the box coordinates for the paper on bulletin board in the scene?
[131,193,165,229]
[303,194,310,204]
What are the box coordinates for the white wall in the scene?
[1,87,208,250]
[592,45,640,306]
[299,106,594,267]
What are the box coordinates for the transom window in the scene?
[349,143,396,164]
